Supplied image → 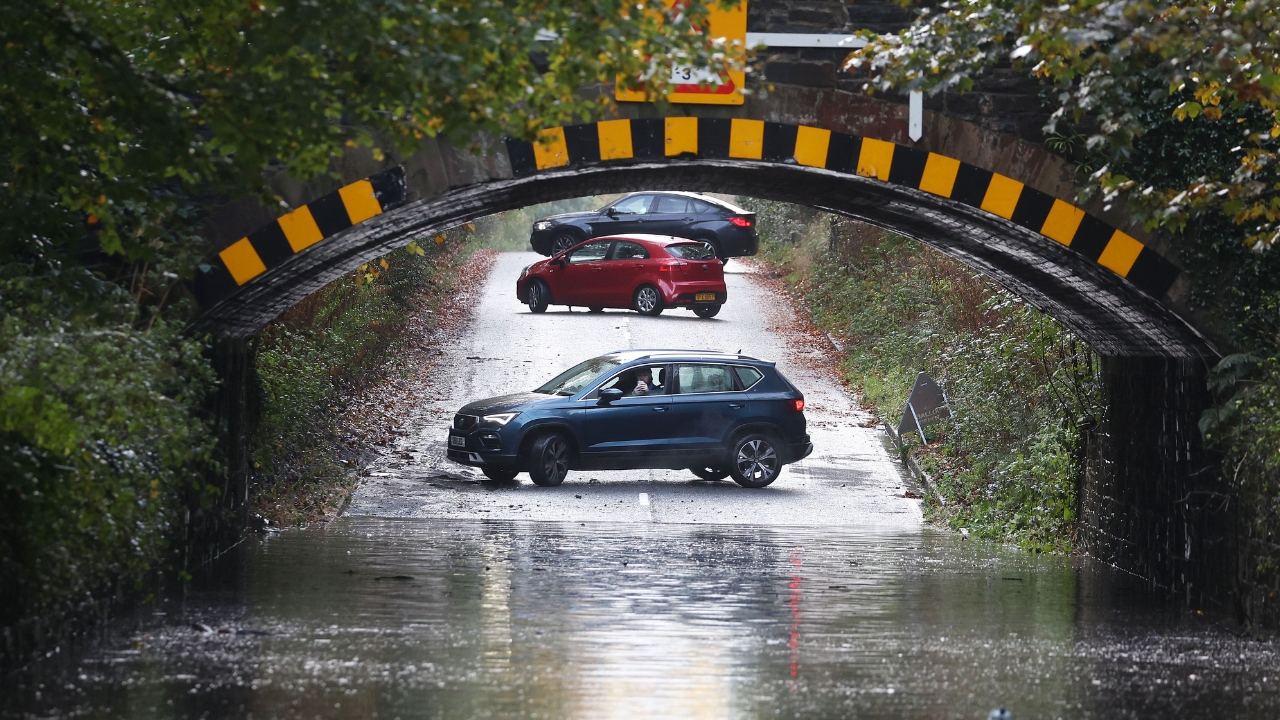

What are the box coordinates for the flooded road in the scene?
[7,252,1280,719]
[6,518,1280,719]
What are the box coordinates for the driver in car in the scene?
[630,368,661,396]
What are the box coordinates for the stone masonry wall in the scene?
[747,1,1053,142]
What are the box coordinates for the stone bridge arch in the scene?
[192,89,1226,598]
[192,89,1213,360]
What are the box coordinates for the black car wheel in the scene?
[701,237,726,262]
[527,280,549,313]
[550,232,581,255]
[690,466,730,481]
[482,468,519,482]
[633,285,664,316]
[693,304,721,319]
[588,306,604,313]
[528,433,570,487]
[729,433,782,488]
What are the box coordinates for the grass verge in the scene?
[249,232,488,526]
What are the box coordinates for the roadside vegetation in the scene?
[739,200,1099,553]
[851,0,1280,623]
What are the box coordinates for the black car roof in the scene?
[615,191,749,215]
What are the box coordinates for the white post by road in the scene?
[909,91,923,142]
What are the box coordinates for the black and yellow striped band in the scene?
[506,118,1179,298]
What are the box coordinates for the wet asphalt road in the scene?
[348,252,922,526]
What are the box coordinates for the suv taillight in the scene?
[792,399,805,412]
[730,216,752,227]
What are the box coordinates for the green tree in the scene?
[846,0,1280,249]
[2,0,736,277]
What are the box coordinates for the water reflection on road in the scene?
[6,517,1280,719]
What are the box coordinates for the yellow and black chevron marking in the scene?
[195,168,407,307]
[506,118,1180,298]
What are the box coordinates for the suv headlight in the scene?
[534,220,553,231]
[482,412,520,426]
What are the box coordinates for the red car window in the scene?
[566,240,610,263]
[665,243,717,260]
[613,241,650,260]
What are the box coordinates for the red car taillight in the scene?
[730,216,752,227]
[792,399,805,412]
[658,260,688,272]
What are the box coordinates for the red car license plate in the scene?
[695,293,716,301]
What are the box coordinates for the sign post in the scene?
[615,1,746,106]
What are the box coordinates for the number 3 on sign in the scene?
[670,65,722,85]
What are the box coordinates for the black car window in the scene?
[734,366,764,389]
[691,199,716,213]
[611,195,654,215]
[665,243,716,260]
[566,240,610,264]
[654,195,690,213]
[612,241,650,260]
[597,365,667,396]
[674,364,738,394]
[535,356,624,396]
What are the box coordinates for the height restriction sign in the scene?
[615,1,746,106]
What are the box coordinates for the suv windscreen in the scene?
[665,243,717,260]
[535,356,623,396]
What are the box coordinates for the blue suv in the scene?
[446,351,812,488]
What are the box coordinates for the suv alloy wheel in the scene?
[729,433,782,488]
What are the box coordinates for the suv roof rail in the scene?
[609,349,763,362]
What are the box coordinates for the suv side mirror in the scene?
[598,388,624,404]
[606,207,618,217]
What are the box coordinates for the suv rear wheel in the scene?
[528,433,570,487]
[729,433,782,488]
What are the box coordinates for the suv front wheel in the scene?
[528,433,570,487]
[729,433,782,488]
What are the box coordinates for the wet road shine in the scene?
[7,253,1280,718]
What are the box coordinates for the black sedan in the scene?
[529,192,758,260]
[446,350,812,489]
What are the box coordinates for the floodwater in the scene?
[5,517,1279,719]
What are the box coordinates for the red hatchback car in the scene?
[516,234,728,318]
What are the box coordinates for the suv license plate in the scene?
[450,436,466,448]
[695,293,716,301]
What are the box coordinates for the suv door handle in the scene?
[728,403,744,409]
[652,406,667,412]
